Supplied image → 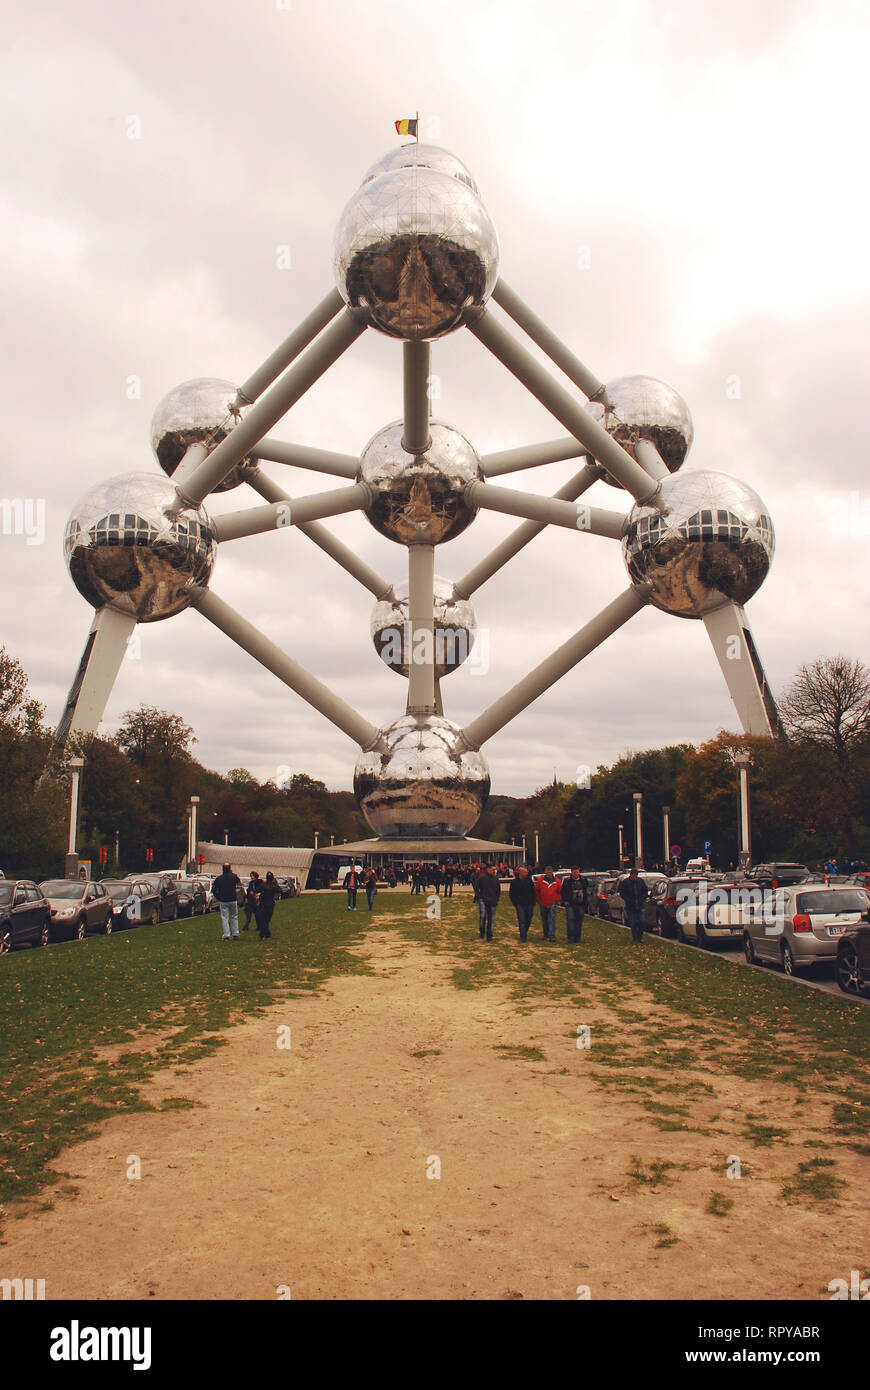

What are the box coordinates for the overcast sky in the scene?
[2,0,868,801]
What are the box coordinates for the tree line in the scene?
[1,646,868,878]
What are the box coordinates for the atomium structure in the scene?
[51,141,781,842]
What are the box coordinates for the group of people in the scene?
[473,865,590,943]
[343,866,378,911]
[210,864,279,940]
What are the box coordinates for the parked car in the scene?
[594,876,619,919]
[39,878,113,940]
[745,862,809,889]
[275,875,300,899]
[743,884,870,975]
[656,876,758,948]
[207,880,245,911]
[836,914,870,996]
[102,878,162,929]
[0,880,51,953]
[135,873,180,921]
[175,878,208,917]
[605,872,668,925]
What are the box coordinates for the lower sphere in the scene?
[354,715,490,839]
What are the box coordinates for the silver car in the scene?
[743,884,870,976]
[605,872,667,925]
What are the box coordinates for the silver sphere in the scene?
[622,471,774,619]
[359,420,482,545]
[585,376,693,488]
[354,715,490,839]
[333,165,499,340]
[360,143,479,194]
[151,378,254,493]
[371,576,476,678]
[64,473,215,622]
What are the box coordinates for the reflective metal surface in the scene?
[360,143,479,193]
[64,473,215,621]
[622,471,774,618]
[334,166,499,339]
[585,376,693,487]
[151,378,254,492]
[371,575,476,677]
[354,715,490,838]
[359,420,482,545]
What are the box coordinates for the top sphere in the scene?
[360,144,479,194]
[584,376,693,488]
[64,472,215,622]
[151,378,254,493]
[333,165,499,340]
[622,470,774,619]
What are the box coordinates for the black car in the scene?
[0,880,51,954]
[745,862,809,889]
[836,914,870,997]
[136,873,180,921]
[102,879,161,929]
[175,878,208,917]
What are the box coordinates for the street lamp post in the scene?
[188,795,200,872]
[633,792,644,869]
[314,829,320,850]
[618,824,624,868]
[65,756,85,878]
[734,752,752,867]
[223,828,229,846]
[662,806,670,868]
[534,828,540,864]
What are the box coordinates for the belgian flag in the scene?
[395,118,418,137]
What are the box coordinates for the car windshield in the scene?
[176,880,196,890]
[40,881,84,899]
[796,890,870,915]
[103,883,131,900]
[0,885,13,905]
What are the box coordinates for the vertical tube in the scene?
[402,342,432,454]
[737,760,752,865]
[618,825,624,867]
[634,793,644,870]
[407,545,436,713]
[662,807,671,866]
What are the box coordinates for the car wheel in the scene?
[744,933,758,965]
[171,905,178,921]
[0,927,12,955]
[657,912,671,939]
[782,942,797,976]
[76,918,86,941]
[836,943,863,996]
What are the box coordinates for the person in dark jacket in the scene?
[474,865,501,940]
[345,866,360,910]
[212,863,242,940]
[242,871,261,931]
[619,869,649,943]
[442,863,455,897]
[363,867,377,911]
[255,871,278,939]
[509,866,537,941]
[561,867,588,942]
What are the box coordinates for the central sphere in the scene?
[622,470,774,619]
[151,378,254,493]
[584,376,693,488]
[371,576,476,678]
[354,715,490,839]
[64,473,215,622]
[333,164,499,340]
[359,421,482,545]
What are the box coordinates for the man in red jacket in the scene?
[535,867,562,941]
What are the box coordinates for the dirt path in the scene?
[2,928,866,1300]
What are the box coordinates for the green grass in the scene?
[780,1157,846,1206]
[0,896,371,1215]
[706,1192,735,1218]
[494,1044,546,1061]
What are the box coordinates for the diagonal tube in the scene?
[463,586,648,748]
[178,312,366,506]
[492,279,604,399]
[250,438,359,479]
[469,311,659,503]
[246,470,390,598]
[235,288,344,406]
[456,463,598,597]
[195,589,379,749]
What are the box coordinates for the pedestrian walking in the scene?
[535,866,562,941]
[619,868,649,943]
[363,867,377,911]
[345,865,360,910]
[255,871,278,939]
[442,863,455,897]
[212,862,242,940]
[561,867,588,942]
[474,864,501,940]
[241,871,261,930]
[509,866,536,941]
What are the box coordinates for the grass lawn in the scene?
[1,890,868,1224]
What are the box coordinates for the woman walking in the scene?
[255,871,278,939]
[363,867,377,911]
